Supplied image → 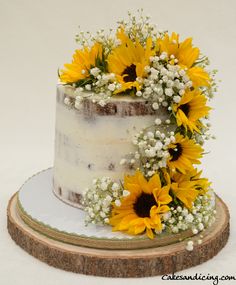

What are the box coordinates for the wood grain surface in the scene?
[7,193,230,278]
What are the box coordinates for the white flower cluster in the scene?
[125,128,175,176]
[163,193,216,235]
[82,177,123,225]
[65,68,123,108]
[64,67,121,109]
[89,67,121,97]
[193,120,216,145]
[117,9,164,44]
[75,28,120,54]
[136,54,192,109]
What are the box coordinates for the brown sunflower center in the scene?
[122,64,137,82]
[169,143,183,161]
[133,193,157,217]
[179,103,190,116]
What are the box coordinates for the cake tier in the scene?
[53,85,167,207]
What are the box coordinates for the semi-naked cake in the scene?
[53,85,168,207]
[7,12,230,278]
[52,12,218,240]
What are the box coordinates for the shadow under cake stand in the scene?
[7,169,230,278]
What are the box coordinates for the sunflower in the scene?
[59,42,103,84]
[164,170,199,209]
[157,32,210,88]
[183,168,211,195]
[167,133,203,174]
[107,29,154,94]
[173,89,211,133]
[109,170,172,239]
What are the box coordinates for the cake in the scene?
[53,11,217,240]
[7,11,230,277]
[53,86,169,207]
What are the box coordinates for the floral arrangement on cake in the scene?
[59,11,217,241]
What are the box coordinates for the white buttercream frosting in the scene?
[53,85,167,204]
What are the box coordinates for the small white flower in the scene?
[100,182,108,191]
[155,141,163,151]
[155,229,163,235]
[100,211,106,218]
[169,217,175,224]
[192,228,198,235]
[172,226,179,233]
[112,183,119,191]
[146,147,156,157]
[115,199,121,207]
[155,118,162,125]
[177,206,182,212]
[173,95,181,103]
[64,97,71,106]
[185,214,194,223]
[198,223,204,231]
[108,83,116,91]
[90,67,100,77]
[85,84,91,91]
[179,69,186,76]
[123,190,130,197]
[162,75,168,82]
[186,240,194,251]
[165,88,173,97]
[147,170,154,176]
[164,137,171,145]
[98,100,106,107]
[136,90,142,97]
[147,131,154,139]
[160,52,167,60]
[152,102,159,110]
[75,101,81,109]
[104,218,109,224]
[162,211,171,221]
[181,208,188,217]
[145,87,152,95]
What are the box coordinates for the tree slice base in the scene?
[7,192,229,277]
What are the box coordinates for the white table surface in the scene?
[1,0,236,284]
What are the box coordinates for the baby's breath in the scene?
[164,192,216,235]
[82,177,123,225]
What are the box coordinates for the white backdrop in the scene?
[0,0,236,284]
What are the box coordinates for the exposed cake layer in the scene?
[53,85,168,207]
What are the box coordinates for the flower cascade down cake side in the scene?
[54,11,218,240]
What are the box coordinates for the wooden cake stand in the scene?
[7,169,230,278]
